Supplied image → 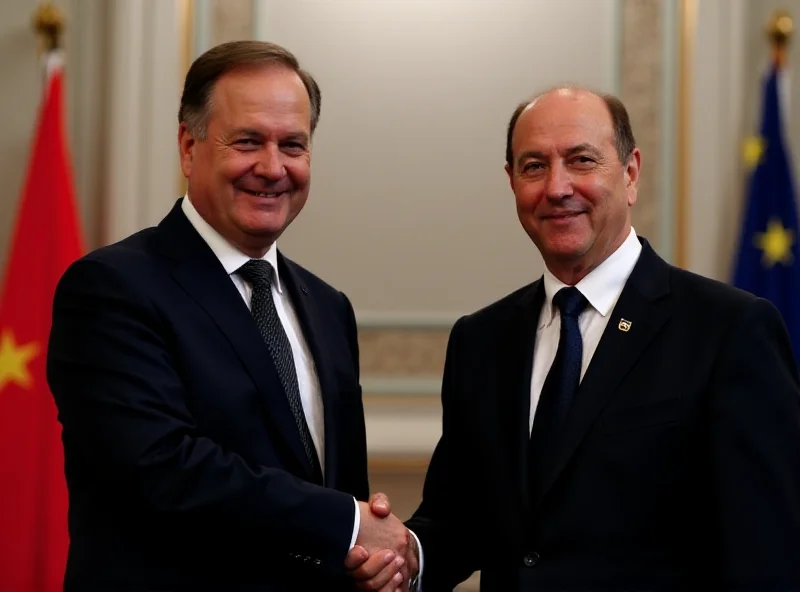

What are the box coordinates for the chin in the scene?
[544,239,590,262]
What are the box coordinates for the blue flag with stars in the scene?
[732,64,800,360]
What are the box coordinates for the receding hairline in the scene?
[505,84,636,167]
[523,86,613,125]
[204,62,313,115]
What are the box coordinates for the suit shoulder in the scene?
[665,265,794,344]
[75,227,159,270]
[669,265,761,314]
[58,228,161,290]
[457,282,539,329]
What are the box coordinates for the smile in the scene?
[239,188,288,198]
[545,212,584,219]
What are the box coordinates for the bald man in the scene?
[349,88,800,591]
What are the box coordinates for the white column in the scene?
[251,0,269,41]
[104,0,181,244]
[688,0,747,279]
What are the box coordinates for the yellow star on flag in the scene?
[754,218,795,268]
[0,329,40,392]
[742,135,766,171]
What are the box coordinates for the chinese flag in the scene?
[0,54,83,590]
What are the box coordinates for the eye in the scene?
[572,155,596,166]
[235,138,260,148]
[522,162,544,173]
[281,142,308,155]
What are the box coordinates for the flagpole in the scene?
[32,1,65,79]
[767,9,793,67]
[768,9,793,124]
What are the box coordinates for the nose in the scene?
[253,143,285,181]
[544,162,573,201]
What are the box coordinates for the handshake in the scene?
[345,493,420,592]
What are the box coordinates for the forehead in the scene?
[513,91,614,153]
[209,65,311,126]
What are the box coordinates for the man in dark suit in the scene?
[46,40,414,591]
[349,87,800,590]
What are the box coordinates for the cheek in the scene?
[217,154,256,181]
[515,183,544,214]
[286,159,311,188]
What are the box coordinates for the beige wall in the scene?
[253,0,621,318]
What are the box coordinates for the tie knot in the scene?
[237,259,275,289]
[553,286,588,319]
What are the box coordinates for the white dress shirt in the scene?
[530,227,642,433]
[180,196,361,549]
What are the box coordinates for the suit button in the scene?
[523,552,540,567]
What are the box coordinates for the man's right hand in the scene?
[345,495,418,591]
[355,501,409,586]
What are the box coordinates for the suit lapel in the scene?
[534,240,673,506]
[278,255,341,488]
[155,201,315,480]
[496,281,544,516]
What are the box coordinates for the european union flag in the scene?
[732,64,800,360]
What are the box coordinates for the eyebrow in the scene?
[232,127,264,138]
[516,143,602,167]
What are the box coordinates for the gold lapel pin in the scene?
[618,319,632,332]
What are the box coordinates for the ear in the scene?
[624,148,641,206]
[505,162,515,190]
[178,123,197,179]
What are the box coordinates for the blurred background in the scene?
[2,1,800,590]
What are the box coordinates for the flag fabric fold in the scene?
[0,50,83,591]
[732,63,800,361]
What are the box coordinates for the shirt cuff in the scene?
[408,528,424,590]
[349,496,360,550]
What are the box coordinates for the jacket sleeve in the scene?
[46,257,356,575]
[405,317,480,590]
[709,296,800,589]
[335,290,369,503]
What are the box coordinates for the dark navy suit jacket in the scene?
[407,239,800,591]
[47,199,369,591]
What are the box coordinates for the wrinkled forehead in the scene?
[211,65,311,116]
[514,93,614,155]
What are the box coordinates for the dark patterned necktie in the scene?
[528,286,589,493]
[237,259,321,479]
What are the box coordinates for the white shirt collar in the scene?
[539,227,642,328]
[181,194,283,293]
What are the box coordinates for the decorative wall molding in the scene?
[362,378,441,397]
[368,456,430,471]
[355,311,459,330]
[364,405,441,456]
[359,329,449,377]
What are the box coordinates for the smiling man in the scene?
[348,87,800,591]
[46,41,414,591]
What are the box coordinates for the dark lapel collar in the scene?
[277,253,341,488]
[155,200,317,481]
[534,238,673,506]
[496,280,545,515]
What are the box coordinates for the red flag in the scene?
[0,52,83,591]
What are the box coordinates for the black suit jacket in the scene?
[47,200,369,591]
[407,238,800,591]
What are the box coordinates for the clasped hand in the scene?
[345,493,419,591]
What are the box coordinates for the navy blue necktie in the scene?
[528,286,589,492]
[238,260,321,481]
